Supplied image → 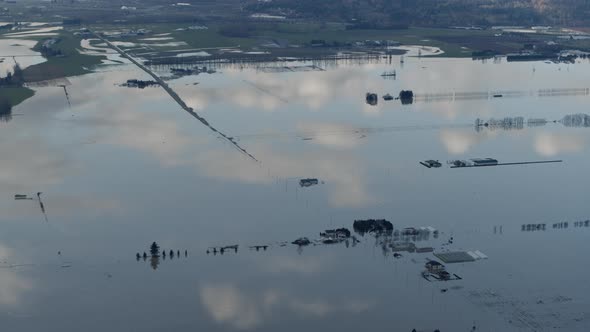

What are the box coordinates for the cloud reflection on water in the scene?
[439,129,492,155]
[0,244,32,308]
[199,283,373,330]
[534,132,586,156]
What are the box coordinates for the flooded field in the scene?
[2,38,590,331]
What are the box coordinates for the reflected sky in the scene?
[1,48,590,331]
[0,39,45,74]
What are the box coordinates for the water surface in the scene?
[1,53,590,332]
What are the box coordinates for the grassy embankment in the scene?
[0,87,35,108]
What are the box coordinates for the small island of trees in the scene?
[136,242,189,270]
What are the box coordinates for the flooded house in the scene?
[425,260,445,272]
[420,160,442,168]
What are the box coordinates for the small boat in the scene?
[493,94,503,98]
[383,93,394,101]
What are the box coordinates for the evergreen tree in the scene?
[150,242,160,257]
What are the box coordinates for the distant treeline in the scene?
[346,22,408,30]
[244,0,590,27]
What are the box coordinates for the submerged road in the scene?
[93,32,259,163]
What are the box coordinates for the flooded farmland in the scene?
[2,38,590,332]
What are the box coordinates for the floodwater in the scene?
[0,39,45,74]
[1,39,590,332]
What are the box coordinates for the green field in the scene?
[94,23,507,57]
[0,86,35,106]
[22,31,105,82]
[90,21,589,58]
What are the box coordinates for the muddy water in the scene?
[1,54,590,332]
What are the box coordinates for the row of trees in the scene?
[0,64,25,87]
[136,242,189,270]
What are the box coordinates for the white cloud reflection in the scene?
[199,283,373,330]
[296,123,363,150]
[534,133,586,156]
[193,146,376,208]
[0,244,32,308]
[439,130,488,155]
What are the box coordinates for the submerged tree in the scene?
[150,242,160,257]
